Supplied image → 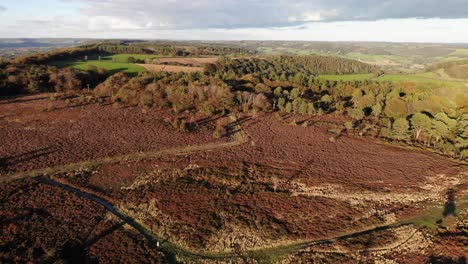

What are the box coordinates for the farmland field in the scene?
[51,54,147,75]
[51,54,218,74]
[319,71,468,88]
[449,48,468,57]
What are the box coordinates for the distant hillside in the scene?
[427,59,468,79]
[0,38,90,49]
[0,38,92,59]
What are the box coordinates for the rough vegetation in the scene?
[1,42,467,263]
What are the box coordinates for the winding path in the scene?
[36,175,437,263]
[2,115,462,262]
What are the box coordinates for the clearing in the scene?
[50,54,216,74]
[51,54,148,75]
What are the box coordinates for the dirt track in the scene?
[1,98,466,262]
[36,175,452,263]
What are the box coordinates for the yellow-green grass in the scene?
[318,73,374,81]
[405,197,468,230]
[110,53,163,62]
[439,56,468,62]
[378,74,464,86]
[319,71,466,87]
[52,60,146,75]
[50,54,163,75]
[449,49,468,57]
[318,71,467,108]
[346,52,410,65]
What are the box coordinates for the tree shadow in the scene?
[0,95,48,105]
[0,147,55,171]
[83,222,125,248]
[443,188,456,217]
[0,207,51,225]
[429,255,466,264]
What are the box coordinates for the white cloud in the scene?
[3,18,467,44]
[88,16,146,31]
[64,0,468,29]
[0,1,468,42]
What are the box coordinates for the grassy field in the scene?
[50,54,160,75]
[319,71,467,87]
[53,60,146,75]
[449,48,468,57]
[346,52,410,65]
[318,73,374,81]
[110,54,162,62]
[318,70,467,108]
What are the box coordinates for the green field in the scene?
[319,71,467,87]
[110,54,161,62]
[318,73,374,81]
[50,54,160,75]
[53,60,146,75]
[319,70,468,107]
[449,48,468,57]
[346,52,410,65]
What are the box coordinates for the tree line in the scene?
[91,66,466,159]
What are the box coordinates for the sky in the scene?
[0,0,468,43]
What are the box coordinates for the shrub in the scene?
[384,97,408,119]
[87,64,98,72]
[213,124,227,138]
[254,83,271,93]
[345,121,354,130]
[392,118,410,141]
[42,103,55,112]
[202,63,217,74]
[348,108,364,120]
[411,112,432,141]
[139,92,153,107]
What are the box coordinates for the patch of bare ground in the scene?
[0,94,224,174]
[139,64,203,73]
